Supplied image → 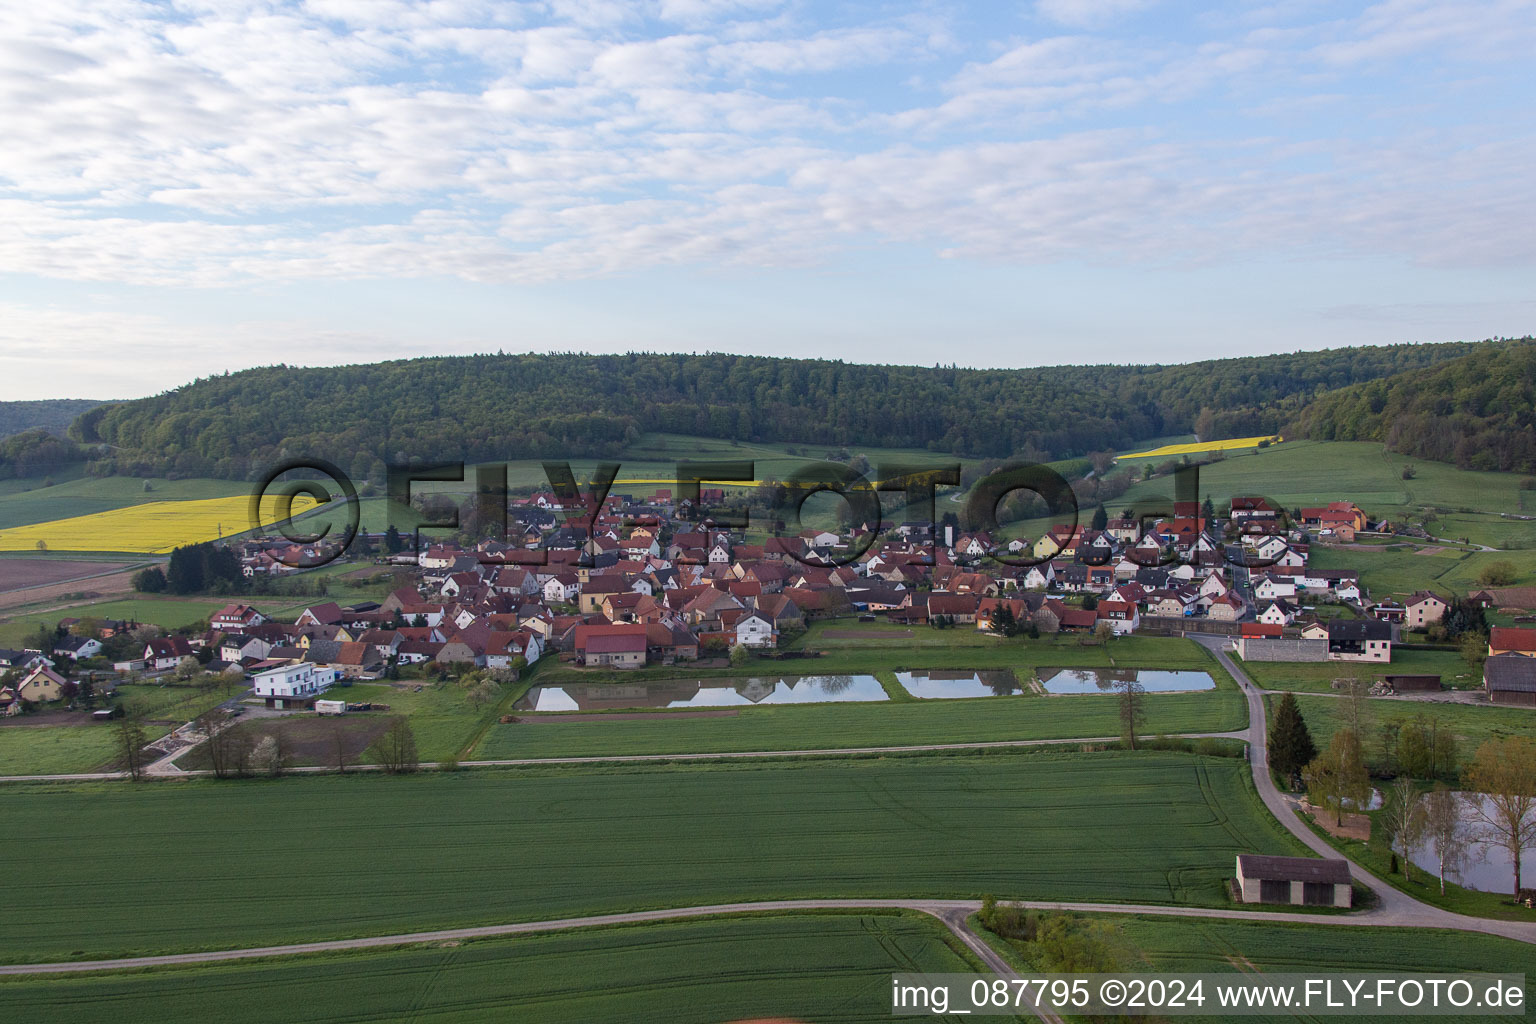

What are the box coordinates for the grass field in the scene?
[0,912,989,1024]
[1115,440,1536,551]
[0,596,228,645]
[1237,650,1479,693]
[0,749,1306,962]
[0,682,240,775]
[1270,693,1535,775]
[1100,915,1534,1022]
[477,684,1244,759]
[0,721,161,775]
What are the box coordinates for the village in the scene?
[4,489,1533,718]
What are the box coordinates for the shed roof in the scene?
[1236,854,1351,885]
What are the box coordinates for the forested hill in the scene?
[63,341,1489,480]
[1288,338,1536,472]
[0,399,102,439]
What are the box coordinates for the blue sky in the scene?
[1,0,1533,398]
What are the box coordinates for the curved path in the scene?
[1189,632,1536,943]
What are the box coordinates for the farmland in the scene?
[0,557,137,593]
[0,912,986,1024]
[1116,435,1281,460]
[0,492,321,554]
[1102,915,1535,1022]
[0,749,1304,962]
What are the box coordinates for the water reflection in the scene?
[517,675,887,711]
[1406,791,1534,893]
[1037,668,1215,694]
[897,670,1021,699]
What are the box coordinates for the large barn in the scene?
[1484,653,1536,707]
[1235,855,1352,908]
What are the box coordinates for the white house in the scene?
[252,663,337,708]
[734,613,777,648]
[543,574,580,604]
[1023,564,1055,590]
[1254,575,1297,601]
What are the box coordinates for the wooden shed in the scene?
[1380,674,1442,692]
[1235,854,1352,908]
[1484,653,1536,707]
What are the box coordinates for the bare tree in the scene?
[1340,672,1372,739]
[116,714,149,782]
[329,717,351,774]
[1424,784,1478,896]
[1383,776,1425,883]
[367,717,419,774]
[1117,679,1146,751]
[1465,737,1536,898]
[196,709,231,778]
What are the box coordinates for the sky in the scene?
[2,0,1534,399]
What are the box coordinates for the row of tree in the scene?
[45,342,1485,479]
[1268,692,1536,898]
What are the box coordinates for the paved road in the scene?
[0,731,1252,783]
[1190,632,1536,944]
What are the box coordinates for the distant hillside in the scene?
[68,344,1489,480]
[0,399,102,439]
[1288,338,1536,472]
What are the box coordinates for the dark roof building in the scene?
[1484,652,1536,706]
[1235,854,1352,907]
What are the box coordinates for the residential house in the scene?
[1405,591,1448,630]
[1489,627,1536,658]
[15,665,68,703]
[252,663,337,708]
[734,613,777,648]
[1327,619,1392,663]
[143,637,194,671]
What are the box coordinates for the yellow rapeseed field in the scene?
[0,493,321,554]
[1116,435,1281,460]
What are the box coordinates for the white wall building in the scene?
[253,663,337,707]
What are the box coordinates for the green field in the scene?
[1102,915,1533,1023]
[477,685,1243,759]
[1117,439,1534,524]
[1237,649,1479,693]
[0,721,159,775]
[1270,693,1535,775]
[0,749,1306,962]
[0,912,989,1024]
[0,476,243,531]
[0,597,226,646]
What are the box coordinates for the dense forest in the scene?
[0,399,102,440]
[44,342,1487,482]
[1287,339,1536,471]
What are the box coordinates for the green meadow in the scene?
[0,912,989,1024]
[0,749,1304,962]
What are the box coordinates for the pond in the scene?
[517,675,888,712]
[1405,792,1536,894]
[897,670,1021,699]
[1036,668,1216,695]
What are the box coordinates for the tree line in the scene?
[31,342,1484,481]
